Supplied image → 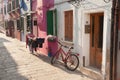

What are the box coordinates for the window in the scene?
[4,6,6,14]
[33,20,37,26]
[7,3,11,12]
[20,17,24,31]
[47,9,57,36]
[27,15,31,27]
[0,8,3,14]
[27,15,32,31]
[16,0,19,8]
[64,10,73,42]
[17,19,20,30]
[12,0,15,10]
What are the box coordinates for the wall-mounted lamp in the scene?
[68,0,111,6]
[103,0,111,3]
[68,0,85,8]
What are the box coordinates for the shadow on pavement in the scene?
[0,37,28,80]
[32,53,94,79]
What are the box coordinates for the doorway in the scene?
[90,13,104,69]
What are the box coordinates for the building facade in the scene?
[31,0,57,55]
[20,0,31,41]
[2,0,117,80]
[4,0,32,41]
[4,0,21,39]
[0,0,5,33]
[51,0,112,79]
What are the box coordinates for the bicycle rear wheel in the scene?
[29,44,34,54]
[65,54,79,71]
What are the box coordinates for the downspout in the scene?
[110,0,119,79]
[110,0,115,79]
[30,0,33,34]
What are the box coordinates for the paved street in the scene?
[0,33,93,80]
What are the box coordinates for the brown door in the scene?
[64,10,73,42]
[90,13,104,69]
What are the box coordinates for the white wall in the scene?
[54,0,112,76]
[54,2,74,41]
[55,0,69,4]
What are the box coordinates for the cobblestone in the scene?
[0,33,94,80]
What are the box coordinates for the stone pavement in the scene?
[0,33,94,80]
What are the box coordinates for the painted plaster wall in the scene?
[32,0,57,55]
[53,2,84,66]
[81,1,112,76]
[54,0,69,4]
[54,0,112,76]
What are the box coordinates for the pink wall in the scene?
[32,0,57,56]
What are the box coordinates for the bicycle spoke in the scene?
[50,40,79,71]
[65,54,79,71]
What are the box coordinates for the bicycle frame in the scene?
[55,44,72,63]
[51,40,80,71]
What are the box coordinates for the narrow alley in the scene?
[0,33,93,80]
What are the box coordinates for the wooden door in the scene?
[90,13,104,69]
[64,10,73,42]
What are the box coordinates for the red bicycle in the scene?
[51,41,79,71]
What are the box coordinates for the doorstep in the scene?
[80,66,103,80]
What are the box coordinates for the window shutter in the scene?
[47,10,54,35]
[54,9,57,36]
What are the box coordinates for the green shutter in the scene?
[47,9,57,36]
[54,9,57,36]
[47,10,53,35]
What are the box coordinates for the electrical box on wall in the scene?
[85,25,90,33]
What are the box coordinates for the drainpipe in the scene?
[30,0,33,34]
[110,0,115,79]
[110,0,119,79]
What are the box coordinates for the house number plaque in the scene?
[85,25,90,33]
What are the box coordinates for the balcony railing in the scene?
[7,0,20,13]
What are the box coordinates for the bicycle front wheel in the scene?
[65,54,79,71]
